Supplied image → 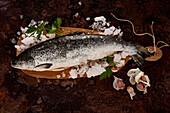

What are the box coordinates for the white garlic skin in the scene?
[127,68,141,77]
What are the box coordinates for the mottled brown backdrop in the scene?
[0,0,169,113]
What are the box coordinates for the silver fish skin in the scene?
[11,32,150,71]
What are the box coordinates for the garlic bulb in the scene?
[127,68,151,94]
[136,75,151,94]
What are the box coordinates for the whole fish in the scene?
[11,32,150,71]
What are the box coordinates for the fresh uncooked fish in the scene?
[11,32,150,71]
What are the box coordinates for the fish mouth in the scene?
[11,60,17,68]
[11,60,25,70]
[11,62,22,69]
[11,65,21,69]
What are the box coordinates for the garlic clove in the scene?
[127,86,136,100]
[135,71,144,83]
[127,68,141,77]
[129,76,136,85]
[143,75,151,87]
[136,82,149,94]
[143,88,148,94]
[141,76,147,82]
[113,76,125,90]
[112,69,118,72]
[118,80,125,89]
[136,83,145,91]
[137,74,151,87]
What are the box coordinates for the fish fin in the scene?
[131,54,144,67]
[131,43,152,67]
[135,43,152,58]
[35,63,53,69]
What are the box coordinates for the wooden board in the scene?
[145,46,163,61]
[16,27,129,79]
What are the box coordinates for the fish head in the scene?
[11,52,35,70]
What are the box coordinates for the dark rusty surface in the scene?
[0,0,169,113]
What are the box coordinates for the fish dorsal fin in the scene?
[35,63,53,70]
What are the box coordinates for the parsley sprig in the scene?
[25,17,63,40]
[45,18,62,34]
[99,56,117,80]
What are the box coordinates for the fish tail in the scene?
[131,43,152,67]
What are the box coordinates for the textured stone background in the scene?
[0,0,169,113]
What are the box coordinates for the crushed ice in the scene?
[90,16,123,36]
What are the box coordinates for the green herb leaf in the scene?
[99,67,112,80]
[106,67,112,77]
[106,56,117,68]
[53,21,57,27]
[47,18,62,34]
[30,32,36,36]
[111,61,117,68]
[48,24,57,34]
[37,29,43,40]
[106,56,112,63]
[25,26,37,33]
[56,17,62,29]
[99,72,107,80]
[45,26,51,31]
[39,21,46,29]
[37,33,41,40]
